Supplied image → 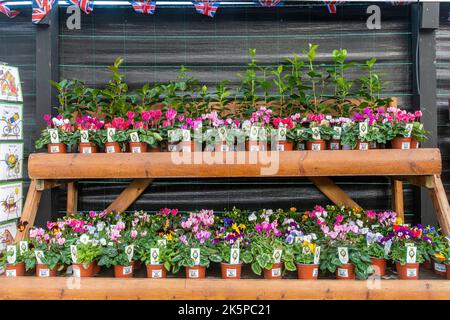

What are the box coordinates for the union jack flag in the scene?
[32,0,56,24]
[324,0,337,14]
[131,0,156,14]
[68,0,94,14]
[0,1,20,18]
[258,0,282,7]
[192,1,220,18]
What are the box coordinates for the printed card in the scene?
[277,127,287,141]
[6,245,16,264]
[218,127,227,141]
[150,248,160,265]
[48,129,60,144]
[0,103,23,140]
[0,221,17,252]
[230,248,240,265]
[332,126,342,140]
[296,128,304,139]
[191,248,201,265]
[0,65,23,102]
[80,130,89,143]
[242,120,251,132]
[0,143,23,180]
[359,121,368,136]
[125,245,134,263]
[249,126,259,141]
[182,130,191,142]
[405,123,413,138]
[338,247,349,264]
[70,245,78,263]
[107,128,116,143]
[19,241,28,255]
[406,246,417,263]
[273,249,282,263]
[35,250,44,264]
[311,127,321,140]
[130,132,140,143]
[0,182,23,222]
[314,246,321,265]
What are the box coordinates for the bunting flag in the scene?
[324,0,337,14]
[131,0,156,14]
[258,0,282,7]
[192,1,220,18]
[0,1,20,18]
[68,0,94,14]
[32,0,56,24]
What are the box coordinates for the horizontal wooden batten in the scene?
[1,278,450,300]
[28,149,442,179]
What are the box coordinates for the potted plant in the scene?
[67,233,102,277]
[73,116,104,153]
[101,117,130,153]
[364,230,389,276]
[410,114,428,149]
[35,115,75,153]
[384,107,416,150]
[136,235,175,279]
[291,234,321,279]
[140,109,164,152]
[0,242,34,277]
[300,114,336,151]
[271,117,296,151]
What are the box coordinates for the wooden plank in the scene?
[27,149,442,179]
[309,177,361,209]
[15,181,42,241]
[429,175,450,235]
[1,278,450,300]
[391,179,404,222]
[105,179,153,214]
[35,179,67,191]
[395,176,435,189]
[67,182,78,214]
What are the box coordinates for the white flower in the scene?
[265,209,273,216]
[248,213,257,221]
[79,234,90,245]
[311,233,317,240]
[322,211,328,218]
[361,228,369,235]
[64,119,70,124]
[96,222,105,232]
[100,238,107,246]
[356,220,364,228]
[92,239,99,246]
[108,241,114,246]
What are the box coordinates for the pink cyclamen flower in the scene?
[131,229,138,239]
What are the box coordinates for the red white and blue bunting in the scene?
[192,0,220,18]
[68,0,94,14]
[32,0,56,24]
[0,1,20,18]
[257,0,282,7]
[131,0,156,15]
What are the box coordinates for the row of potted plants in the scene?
[2,206,448,280]
[35,105,427,154]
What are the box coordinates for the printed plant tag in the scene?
[72,266,81,278]
[123,266,133,275]
[312,143,322,151]
[35,250,45,264]
[39,268,50,277]
[359,121,368,136]
[311,127,321,140]
[273,249,282,263]
[277,127,287,141]
[406,268,417,277]
[6,269,16,277]
[401,141,410,150]
[168,130,177,143]
[337,268,348,278]
[405,123,413,138]
[182,129,191,142]
[271,268,281,277]
[81,146,92,154]
[250,145,259,152]
[406,246,417,263]
[80,130,89,143]
[338,247,349,264]
[242,120,251,131]
[188,268,199,278]
[230,248,240,265]
[152,270,162,278]
[226,268,237,278]
[19,241,28,255]
[435,263,446,273]
[157,239,167,247]
[314,246,321,265]
[384,240,392,256]
[48,129,60,144]
[249,126,259,141]
[329,142,340,150]
[297,142,305,151]
[6,245,16,264]
[359,142,369,151]
[313,268,319,277]
[191,248,201,265]
[131,146,141,153]
[125,245,134,263]
[129,132,140,143]
[218,127,227,141]
[107,128,116,143]
[150,248,160,265]
[70,245,78,263]
[332,126,342,140]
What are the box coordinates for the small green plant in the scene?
[303,44,329,114]
[328,49,355,116]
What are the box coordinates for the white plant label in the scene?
[271,268,281,277]
[277,127,287,141]
[50,145,60,153]
[130,132,140,143]
[329,142,340,150]
[312,143,321,151]
[359,142,369,151]
[80,130,89,143]
[338,247,349,264]
[313,268,319,277]
[407,268,417,277]
[6,270,16,277]
[150,248,160,265]
[168,130,177,143]
[406,246,417,263]
[191,248,200,265]
[435,263,446,273]
[273,249,282,264]
[48,129,60,144]
[249,126,259,141]
[82,146,92,154]
[250,145,259,152]
[230,248,240,265]
[182,129,191,142]
[6,245,16,264]
[226,268,237,277]
[35,250,45,264]
[106,146,115,153]
[39,269,50,277]
[359,121,368,137]
[123,266,133,275]
[218,127,227,141]
[401,142,410,150]
[242,120,251,132]
[125,245,134,263]
[70,245,78,263]
[152,270,162,278]
[157,239,167,247]
[189,269,199,278]
[297,142,305,150]
[72,266,81,278]
[276,144,284,151]
[19,241,28,255]
[405,123,413,138]
[311,127,321,140]
[332,126,342,140]
[131,146,141,153]
[296,128,304,139]
[107,128,116,143]
[337,268,348,278]
[314,246,321,265]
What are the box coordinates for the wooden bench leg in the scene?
[309,177,362,209]
[15,180,42,241]
[67,182,78,214]
[391,179,404,223]
[429,175,450,235]
[105,179,153,214]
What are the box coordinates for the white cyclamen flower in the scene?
[99,238,107,246]
[79,234,90,245]
[248,213,257,221]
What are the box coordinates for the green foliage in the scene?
[35,128,76,150]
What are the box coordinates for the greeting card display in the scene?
[0,103,23,140]
[0,142,23,180]
[0,182,22,222]
[0,220,17,252]
[0,65,23,103]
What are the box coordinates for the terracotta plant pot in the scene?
[148,144,161,152]
[129,142,148,153]
[215,142,231,152]
[5,262,25,277]
[296,141,306,151]
[35,263,57,277]
[328,139,341,150]
[296,263,319,280]
[178,141,196,153]
[146,263,167,279]
[336,263,355,280]
[220,263,242,279]
[47,143,67,154]
[422,260,432,270]
[306,140,326,151]
[263,263,283,279]
[369,141,378,149]
[105,142,121,153]
[396,262,419,280]
[114,265,134,278]
[185,265,206,279]
[446,264,450,280]
[391,137,412,150]
[433,261,447,276]
[245,141,269,152]
[371,257,386,276]
[273,141,294,151]
[93,262,101,275]
[78,142,98,154]
[355,140,371,151]
[72,262,95,277]
[410,139,419,149]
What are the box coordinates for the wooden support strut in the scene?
[309,177,362,209]
[105,178,153,214]
[391,179,405,223]
[66,182,78,214]
[15,181,42,241]
[429,175,450,235]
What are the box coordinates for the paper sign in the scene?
[191,248,200,265]
[242,120,251,131]
[314,246,321,265]
[338,247,349,264]
[0,182,23,222]
[182,130,191,142]
[406,246,417,263]
[35,250,44,264]
[0,103,23,140]
[80,130,89,143]
[277,127,287,141]
[107,128,116,143]
[273,249,282,263]
[168,130,177,143]
[230,248,240,265]
[405,123,413,138]
[311,127,321,140]
[332,126,342,140]
[150,248,160,265]
[249,126,259,141]
[125,245,134,263]
[6,245,16,264]
[0,142,24,180]
[359,121,368,136]
[218,128,227,141]
[70,245,78,263]
[0,221,17,251]
[48,129,60,144]
[19,241,28,255]
[130,132,140,143]
[0,64,23,102]
[123,266,133,275]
